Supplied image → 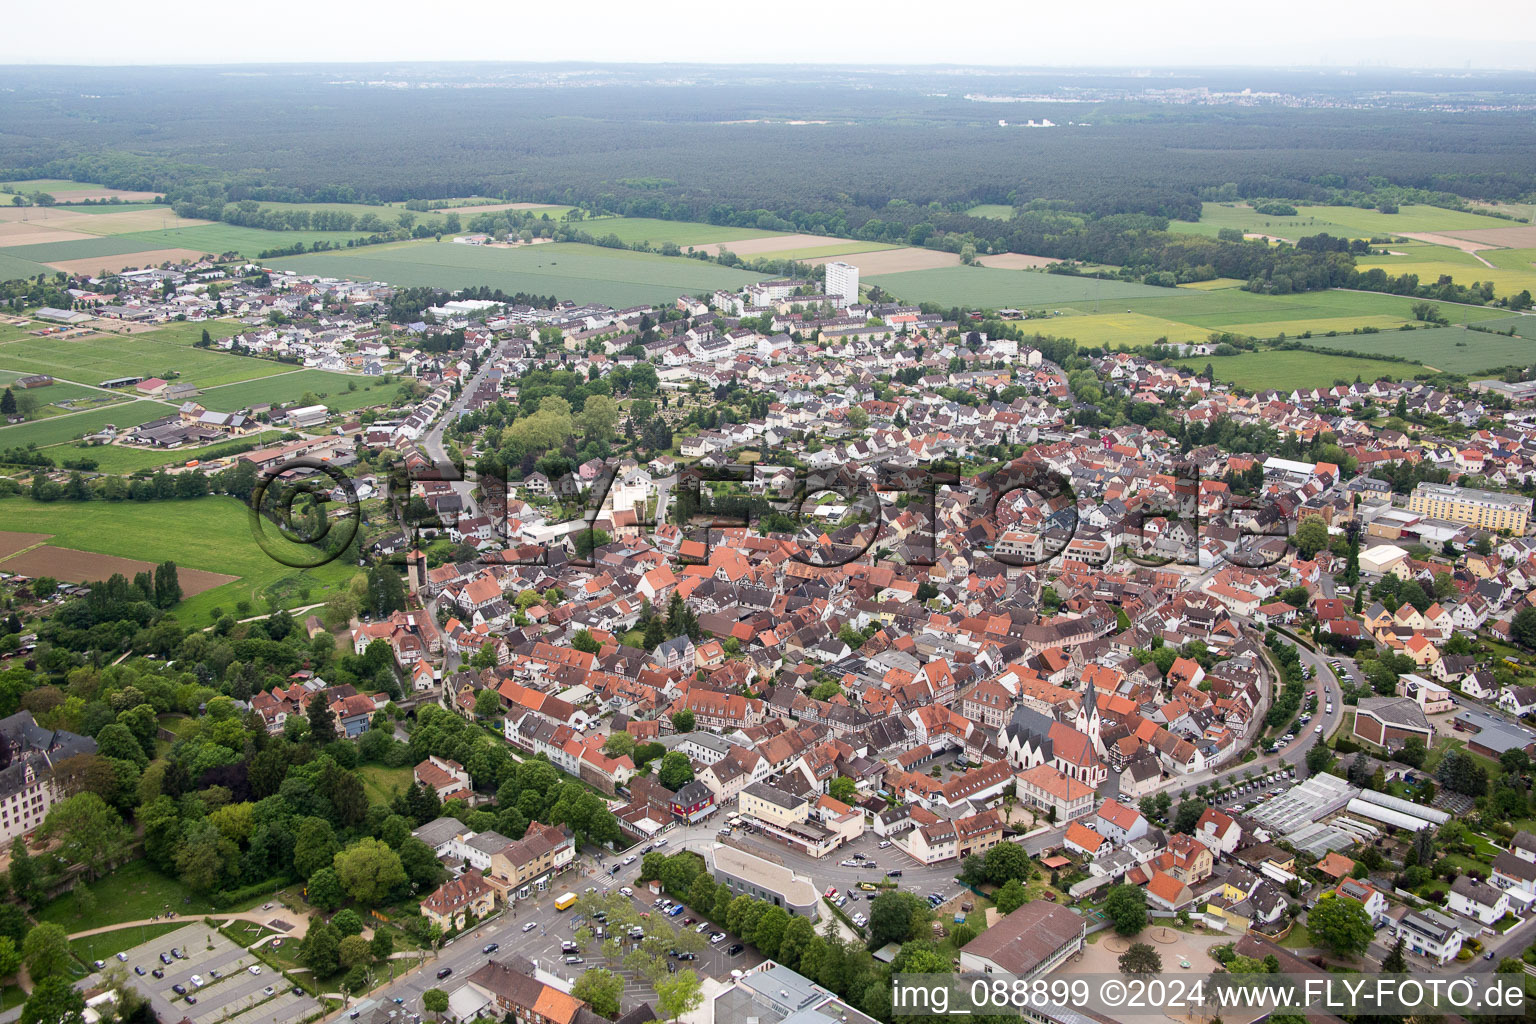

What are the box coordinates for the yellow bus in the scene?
[554,892,578,911]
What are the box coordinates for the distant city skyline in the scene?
[5,0,1536,70]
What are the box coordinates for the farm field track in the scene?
[0,532,50,559]
[1396,232,1505,258]
[976,253,1058,269]
[869,266,1171,307]
[1436,225,1536,247]
[1299,324,1536,373]
[0,542,238,596]
[47,249,213,275]
[268,240,769,307]
[0,497,357,625]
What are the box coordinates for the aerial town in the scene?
[1,228,1534,1024]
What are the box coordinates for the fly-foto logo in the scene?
[247,455,1298,571]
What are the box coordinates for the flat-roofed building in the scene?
[1409,482,1531,534]
[708,843,820,919]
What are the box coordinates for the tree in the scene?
[22,923,71,982]
[1295,515,1329,559]
[1173,798,1208,835]
[868,891,928,948]
[422,989,449,1022]
[332,908,365,937]
[657,751,694,791]
[0,390,14,417]
[370,927,394,962]
[339,935,373,969]
[1118,942,1162,975]
[0,937,19,980]
[1381,936,1407,973]
[1514,607,1536,649]
[1307,895,1373,957]
[572,629,601,655]
[654,969,703,1022]
[300,922,342,976]
[19,976,84,1024]
[572,968,624,1019]
[983,842,1031,885]
[827,776,857,803]
[603,732,636,758]
[671,709,695,733]
[294,818,341,879]
[1306,743,1333,776]
[992,878,1027,915]
[332,838,407,906]
[474,689,503,720]
[308,691,337,739]
[1104,884,1148,936]
[38,793,130,882]
[153,561,182,608]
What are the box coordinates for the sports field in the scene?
[0,496,357,626]
[1193,351,1408,390]
[0,331,289,388]
[867,267,1172,308]
[1299,324,1535,373]
[270,241,769,307]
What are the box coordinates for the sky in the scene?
[5,0,1536,69]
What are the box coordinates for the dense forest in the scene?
[3,65,1534,223]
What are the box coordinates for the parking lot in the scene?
[80,923,321,1024]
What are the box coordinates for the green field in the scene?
[867,268,1173,308]
[271,241,769,307]
[745,241,899,261]
[0,253,52,282]
[1354,255,1536,300]
[578,216,783,247]
[1469,314,1536,340]
[57,431,284,475]
[0,372,105,408]
[1171,202,1519,241]
[2,179,123,195]
[0,401,168,448]
[965,204,1016,220]
[57,203,164,216]
[0,495,359,625]
[1010,312,1210,347]
[115,224,381,256]
[198,370,397,413]
[1300,324,1535,373]
[1194,351,1407,390]
[1,234,177,263]
[0,330,290,389]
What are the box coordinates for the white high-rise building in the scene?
[825,261,859,307]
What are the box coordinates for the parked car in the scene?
[152,970,164,980]
[620,886,634,896]
[677,952,697,961]
[564,956,584,965]
[248,965,262,976]
[191,975,205,988]
[264,986,276,997]
[116,952,129,962]
[709,932,726,944]
[655,839,668,848]
[727,943,745,955]
[134,967,146,976]
[93,960,105,970]
[877,840,891,849]
[851,914,867,927]
[172,985,187,996]
[887,870,902,877]
[695,922,710,934]
[160,953,173,965]
[185,997,196,1006]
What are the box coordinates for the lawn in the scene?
[71,922,186,964]
[359,764,414,805]
[1299,324,1535,373]
[965,204,1016,220]
[1194,351,1408,390]
[196,370,398,414]
[38,861,235,931]
[270,241,770,308]
[577,216,784,247]
[867,267,1174,309]
[0,496,359,626]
